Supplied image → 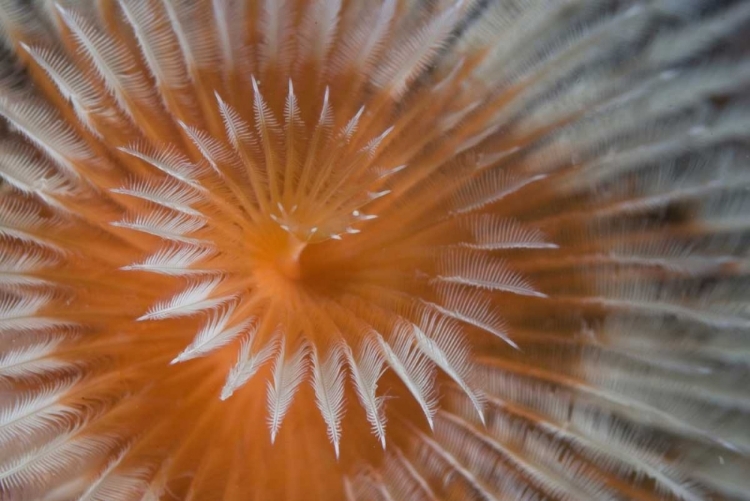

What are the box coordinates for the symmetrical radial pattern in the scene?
[0,0,749,500]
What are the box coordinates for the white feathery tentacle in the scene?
[426,283,514,349]
[111,179,204,217]
[120,244,214,276]
[221,333,279,401]
[0,335,70,380]
[54,5,157,124]
[297,0,341,69]
[459,215,557,250]
[0,1,746,499]
[329,0,396,77]
[0,248,58,287]
[160,0,218,72]
[0,199,63,252]
[75,443,140,501]
[170,302,254,364]
[0,139,73,209]
[311,343,347,458]
[0,429,118,491]
[259,0,293,71]
[346,338,388,448]
[433,249,546,298]
[376,331,437,430]
[119,0,193,99]
[20,43,108,137]
[372,1,464,98]
[216,93,254,150]
[138,277,229,321]
[450,172,547,217]
[266,337,309,443]
[111,210,207,246]
[0,376,79,447]
[0,292,73,333]
[0,95,94,179]
[409,313,485,424]
[118,143,202,187]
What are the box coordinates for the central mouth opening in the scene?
[275,234,308,281]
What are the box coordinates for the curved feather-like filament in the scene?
[311,343,347,458]
[216,92,254,150]
[119,0,197,122]
[0,139,74,208]
[54,5,160,129]
[281,80,302,201]
[0,248,58,287]
[427,283,513,349]
[215,92,272,210]
[137,458,171,501]
[0,95,95,179]
[0,428,118,491]
[212,0,250,77]
[171,302,254,363]
[376,331,437,430]
[76,443,138,501]
[266,337,309,443]
[450,171,547,217]
[0,292,72,333]
[0,199,64,252]
[79,465,152,501]
[433,249,546,298]
[20,43,110,138]
[295,85,332,201]
[0,1,746,500]
[563,406,708,501]
[250,76,282,200]
[160,0,218,72]
[138,277,228,321]
[329,0,396,78]
[0,335,70,380]
[410,313,484,423]
[0,1,46,48]
[111,178,204,217]
[384,447,438,501]
[459,215,557,250]
[344,468,392,501]
[435,409,607,501]
[296,0,341,71]
[179,121,238,175]
[402,417,499,501]
[372,1,463,98]
[0,376,79,447]
[346,338,388,449]
[118,143,201,187]
[121,244,214,275]
[112,210,206,245]
[221,332,279,401]
[258,0,293,72]
[592,279,750,329]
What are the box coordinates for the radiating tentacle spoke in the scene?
[0,0,746,500]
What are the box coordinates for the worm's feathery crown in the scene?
[0,1,749,500]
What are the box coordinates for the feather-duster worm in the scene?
[0,1,748,500]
